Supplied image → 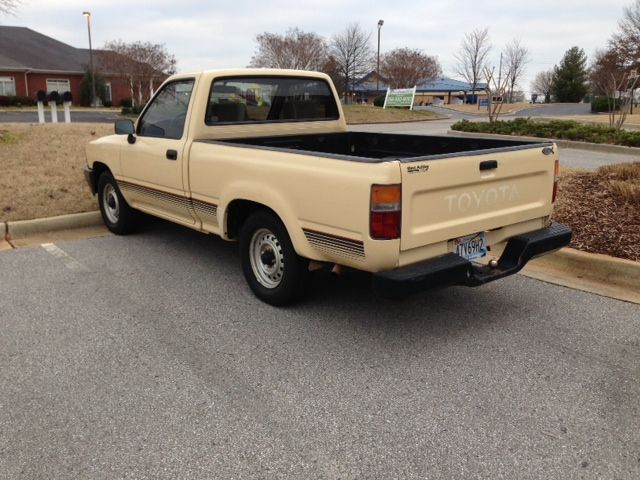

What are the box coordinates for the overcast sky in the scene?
[1,0,632,95]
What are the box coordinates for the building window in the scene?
[0,76,16,96]
[46,79,71,94]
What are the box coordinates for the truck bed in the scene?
[207,132,552,163]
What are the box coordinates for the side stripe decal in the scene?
[117,180,218,224]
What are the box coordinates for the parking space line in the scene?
[41,243,89,272]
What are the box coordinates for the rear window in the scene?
[205,76,339,125]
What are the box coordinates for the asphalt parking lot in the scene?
[1,219,638,479]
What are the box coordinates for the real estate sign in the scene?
[383,87,417,109]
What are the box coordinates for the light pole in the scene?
[83,11,97,107]
[377,19,384,94]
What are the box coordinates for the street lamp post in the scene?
[83,11,97,107]
[377,19,384,94]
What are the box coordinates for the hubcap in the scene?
[249,228,284,289]
[102,183,120,224]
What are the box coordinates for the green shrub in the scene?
[131,104,146,115]
[79,69,108,106]
[120,97,133,108]
[591,96,619,113]
[373,94,386,107]
[0,95,36,107]
[121,103,146,116]
[450,118,640,147]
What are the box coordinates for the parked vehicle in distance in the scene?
[85,69,571,305]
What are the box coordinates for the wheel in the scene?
[97,172,137,235]
[239,210,310,306]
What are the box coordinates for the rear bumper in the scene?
[84,166,96,195]
[373,222,572,297]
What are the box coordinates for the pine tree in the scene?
[552,47,589,102]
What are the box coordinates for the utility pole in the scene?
[498,52,503,104]
[83,11,97,107]
[377,19,384,95]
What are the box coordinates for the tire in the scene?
[97,172,137,235]
[239,210,310,306]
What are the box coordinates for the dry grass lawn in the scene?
[0,123,111,222]
[342,105,441,123]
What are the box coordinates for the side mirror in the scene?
[115,119,136,144]
[115,119,135,135]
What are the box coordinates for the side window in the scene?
[138,79,194,140]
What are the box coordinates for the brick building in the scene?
[0,26,163,106]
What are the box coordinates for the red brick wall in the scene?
[3,71,28,96]
[3,70,165,105]
[108,77,133,106]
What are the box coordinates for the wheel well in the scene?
[91,162,111,192]
[225,200,279,240]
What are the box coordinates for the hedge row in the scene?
[451,118,640,147]
[0,95,36,107]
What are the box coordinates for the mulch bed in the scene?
[553,170,640,262]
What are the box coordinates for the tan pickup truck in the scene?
[85,68,571,305]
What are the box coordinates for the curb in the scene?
[0,222,10,251]
[522,248,640,304]
[347,116,447,126]
[5,211,102,240]
[447,130,640,155]
[429,107,534,117]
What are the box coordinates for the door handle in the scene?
[479,160,498,171]
[166,149,178,161]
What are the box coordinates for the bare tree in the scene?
[249,28,327,70]
[0,0,20,14]
[101,40,177,106]
[591,48,639,128]
[454,28,491,103]
[503,39,530,103]
[329,23,373,103]
[610,0,640,70]
[484,65,511,121]
[530,70,554,103]
[380,48,441,88]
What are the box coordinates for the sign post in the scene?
[383,86,417,109]
[48,91,60,123]
[36,90,46,124]
[62,91,72,123]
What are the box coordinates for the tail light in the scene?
[370,184,401,240]
[552,159,559,203]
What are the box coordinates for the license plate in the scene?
[453,232,487,261]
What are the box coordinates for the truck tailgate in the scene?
[400,145,556,251]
